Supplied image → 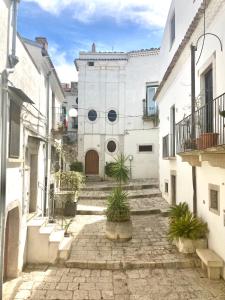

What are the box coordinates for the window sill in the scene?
[7,158,24,163]
[163,156,176,161]
[209,208,220,216]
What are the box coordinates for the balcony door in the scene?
[204,68,213,133]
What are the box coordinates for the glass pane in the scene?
[146,87,156,116]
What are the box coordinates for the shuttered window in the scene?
[9,99,21,158]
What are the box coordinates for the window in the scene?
[107,140,117,153]
[165,182,169,193]
[146,85,157,117]
[170,12,175,47]
[9,99,21,158]
[170,105,176,156]
[209,184,220,215]
[72,117,78,129]
[139,145,153,152]
[108,110,117,122]
[88,109,97,121]
[76,97,78,104]
[88,61,94,66]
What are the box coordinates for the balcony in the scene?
[176,93,225,167]
[142,99,158,125]
[162,134,176,159]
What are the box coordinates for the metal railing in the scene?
[176,93,225,153]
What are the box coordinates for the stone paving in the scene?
[4,266,225,299]
[67,214,198,269]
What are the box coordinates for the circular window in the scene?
[107,140,117,153]
[88,109,97,121]
[108,110,117,122]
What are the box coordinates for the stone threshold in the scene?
[79,192,162,200]
[76,208,169,216]
[82,184,159,191]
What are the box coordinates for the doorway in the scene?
[204,67,213,133]
[4,207,20,279]
[85,150,99,175]
[171,174,176,205]
[29,154,38,213]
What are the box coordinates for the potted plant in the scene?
[105,154,132,241]
[55,171,85,217]
[168,203,208,253]
[70,161,83,172]
[63,218,73,237]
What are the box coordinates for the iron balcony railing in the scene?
[162,134,176,158]
[176,93,225,154]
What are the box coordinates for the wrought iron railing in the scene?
[176,93,225,153]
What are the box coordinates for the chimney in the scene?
[92,43,96,53]
[35,37,48,50]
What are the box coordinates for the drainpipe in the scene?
[0,0,19,296]
[44,72,51,217]
[191,44,197,216]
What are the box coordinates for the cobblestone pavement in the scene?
[4,266,225,299]
[77,197,169,213]
[67,215,196,267]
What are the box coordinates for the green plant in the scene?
[105,162,116,177]
[70,161,83,172]
[168,202,189,222]
[63,218,73,236]
[168,211,208,241]
[110,154,129,185]
[106,187,130,222]
[55,171,85,195]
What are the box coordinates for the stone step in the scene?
[82,183,159,192]
[79,189,162,200]
[65,257,200,270]
[85,175,102,182]
[76,208,163,216]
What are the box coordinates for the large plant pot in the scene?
[177,237,207,254]
[198,133,219,150]
[106,220,132,241]
[64,201,77,217]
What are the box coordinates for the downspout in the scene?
[44,72,51,216]
[191,44,197,216]
[0,0,19,296]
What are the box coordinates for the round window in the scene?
[108,110,117,122]
[107,140,117,153]
[88,109,97,121]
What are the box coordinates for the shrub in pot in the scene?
[105,154,132,241]
[106,187,132,241]
[168,203,208,253]
[105,162,116,178]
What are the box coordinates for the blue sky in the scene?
[18,0,171,82]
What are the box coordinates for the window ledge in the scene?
[163,156,176,161]
[7,158,24,163]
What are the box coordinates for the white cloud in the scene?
[48,45,78,83]
[23,0,172,28]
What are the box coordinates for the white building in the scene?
[75,46,160,179]
[156,0,225,278]
[0,0,65,280]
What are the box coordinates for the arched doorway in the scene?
[85,150,99,175]
[4,207,20,279]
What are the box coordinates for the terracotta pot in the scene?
[198,133,219,150]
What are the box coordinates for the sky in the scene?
[18,0,172,83]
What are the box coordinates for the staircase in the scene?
[77,179,169,216]
[26,218,73,264]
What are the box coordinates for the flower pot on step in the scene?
[199,133,219,150]
[177,237,207,254]
[106,220,132,241]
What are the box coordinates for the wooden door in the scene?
[205,68,213,133]
[85,150,99,175]
[171,175,176,205]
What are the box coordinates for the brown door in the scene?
[171,175,176,205]
[85,150,99,175]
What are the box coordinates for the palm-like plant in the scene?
[110,154,129,185]
[168,202,189,222]
[168,211,208,241]
[106,187,130,222]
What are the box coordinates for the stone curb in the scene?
[65,258,201,270]
[82,184,159,192]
